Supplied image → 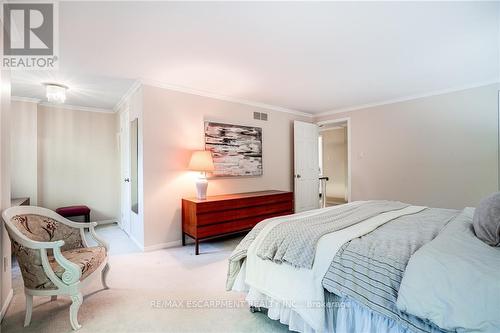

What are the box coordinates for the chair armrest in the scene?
[57,219,109,251]
[48,247,82,285]
[27,239,65,250]
[9,231,81,287]
[72,222,109,252]
[88,223,109,251]
[60,220,109,249]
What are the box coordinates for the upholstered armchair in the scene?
[2,206,110,330]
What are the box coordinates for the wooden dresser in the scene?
[182,190,293,254]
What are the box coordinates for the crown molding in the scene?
[12,96,114,113]
[315,79,500,118]
[140,78,314,118]
[113,80,142,112]
[11,96,41,103]
[16,78,499,118]
[38,102,113,114]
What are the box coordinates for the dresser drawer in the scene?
[195,192,293,214]
[196,201,293,226]
[196,211,292,238]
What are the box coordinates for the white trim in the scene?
[317,117,350,127]
[0,288,13,321]
[94,219,118,226]
[12,95,114,113]
[317,117,352,203]
[316,80,500,117]
[113,80,142,113]
[15,79,499,118]
[12,96,114,113]
[319,125,344,131]
[143,240,182,252]
[129,235,145,252]
[129,237,182,252]
[37,102,113,114]
[11,96,41,103]
[10,96,42,104]
[140,78,314,118]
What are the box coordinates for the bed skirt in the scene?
[245,287,413,333]
[233,257,413,333]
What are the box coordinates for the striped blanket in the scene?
[322,208,458,333]
[256,201,409,269]
[226,201,410,290]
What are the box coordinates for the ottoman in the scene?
[56,205,91,222]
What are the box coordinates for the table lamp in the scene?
[188,150,215,200]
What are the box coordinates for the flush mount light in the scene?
[44,83,68,104]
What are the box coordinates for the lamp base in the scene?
[195,174,208,200]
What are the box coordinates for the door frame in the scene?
[316,117,352,202]
[119,105,131,235]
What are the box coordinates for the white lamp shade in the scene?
[188,150,215,172]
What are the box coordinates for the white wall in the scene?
[315,84,499,209]
[9,102,121,221]
[141,84,309,249]
[0,71,12,321]
[11,101,37,205]
[36,105,119,220]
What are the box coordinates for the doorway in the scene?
[293,119,351,212]
[318,118,351,205]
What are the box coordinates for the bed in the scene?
[226,200,500,333]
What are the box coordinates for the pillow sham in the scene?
[473,192,500,246]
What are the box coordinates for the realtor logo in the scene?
[1,2,58,69]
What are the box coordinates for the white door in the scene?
[119,107,131,235]
[294,120,320,212]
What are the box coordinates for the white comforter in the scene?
[397,207,500,333]
[233,202,426,331]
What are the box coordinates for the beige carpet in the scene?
[1,225,289,333]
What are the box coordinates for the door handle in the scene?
[124,178,130,182]
[296,174,301,179]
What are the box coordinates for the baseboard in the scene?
[143,240,182,252]
[128,235,182,252]
[129,235,145,252]
[0,288,13,322]
[94,219,118,226]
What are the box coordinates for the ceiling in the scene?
[12,71,134,110]
[11,1,500,114]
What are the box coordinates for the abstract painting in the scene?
[205,121,262,177]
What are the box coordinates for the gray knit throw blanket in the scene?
[256,201,409,269]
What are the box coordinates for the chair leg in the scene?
[24,294,33,327]
[69,292,83,330]
[101,263,110,289]
[51,295,57,302]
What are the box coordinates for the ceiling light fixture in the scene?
[44,83,68,104]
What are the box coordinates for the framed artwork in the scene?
[204,121,263,177]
